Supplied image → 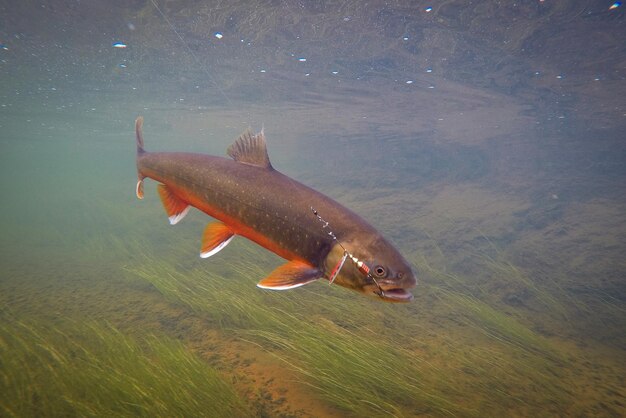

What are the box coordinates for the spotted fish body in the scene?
[135,117,416,302]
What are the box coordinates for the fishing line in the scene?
[310,207,385,298]
[148,0,233,107]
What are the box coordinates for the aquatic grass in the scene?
[412,250,568,361]
[0,314,252,418]
[476,249,570,316]
[412,228,576,338]
[21,183,608,417]
[409,206,623,351]
[432,287,562,362]
[239,316,463,417]
[8,190,616,417]
[417,253,559,358]
[126,238,592,416]
[126,247,467,416]
[113,183,622,416]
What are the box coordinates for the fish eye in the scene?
[374,265,386,277]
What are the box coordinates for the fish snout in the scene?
[376,271,416,303]
[385,270,417,289]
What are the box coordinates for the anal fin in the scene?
[200,222,235,258]
[157,184,190,225]
[257,261,321,290]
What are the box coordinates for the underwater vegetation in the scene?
[0,314,251,417]
[0,124,623,417]
[126,234,622,417]
[0,175,622,417]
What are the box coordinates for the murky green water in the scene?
[1,1,624,417]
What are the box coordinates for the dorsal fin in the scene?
[226,129,273,169]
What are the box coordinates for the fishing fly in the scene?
[310,207,385,298]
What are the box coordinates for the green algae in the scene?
[126,234,616,417]
[128,251,460,416]
[0,314,251,418]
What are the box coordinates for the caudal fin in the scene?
[135,116,145,154]
[135,116,145,199]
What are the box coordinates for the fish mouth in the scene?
[378,288,414,303]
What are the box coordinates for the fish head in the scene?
[325,234,417,303]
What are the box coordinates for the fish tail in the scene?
[135,116,145,154]
[135,116,145,199]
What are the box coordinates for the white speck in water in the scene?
[426,67,433,73]
[425,7,433,12]
[331,71,338,75]
[298,57,307,62]
[406,80,414,84]
[403,36,409,41]
[214,32,223,39]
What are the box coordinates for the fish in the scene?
[134,117,416,302]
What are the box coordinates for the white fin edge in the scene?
[136,180,144,200]
[200,235,235,258]
[168,206,190,225]
[256,278,320,291]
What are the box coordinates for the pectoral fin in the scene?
[157,184,190,225]
[200,222,235,258]
[257,261,321,290]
